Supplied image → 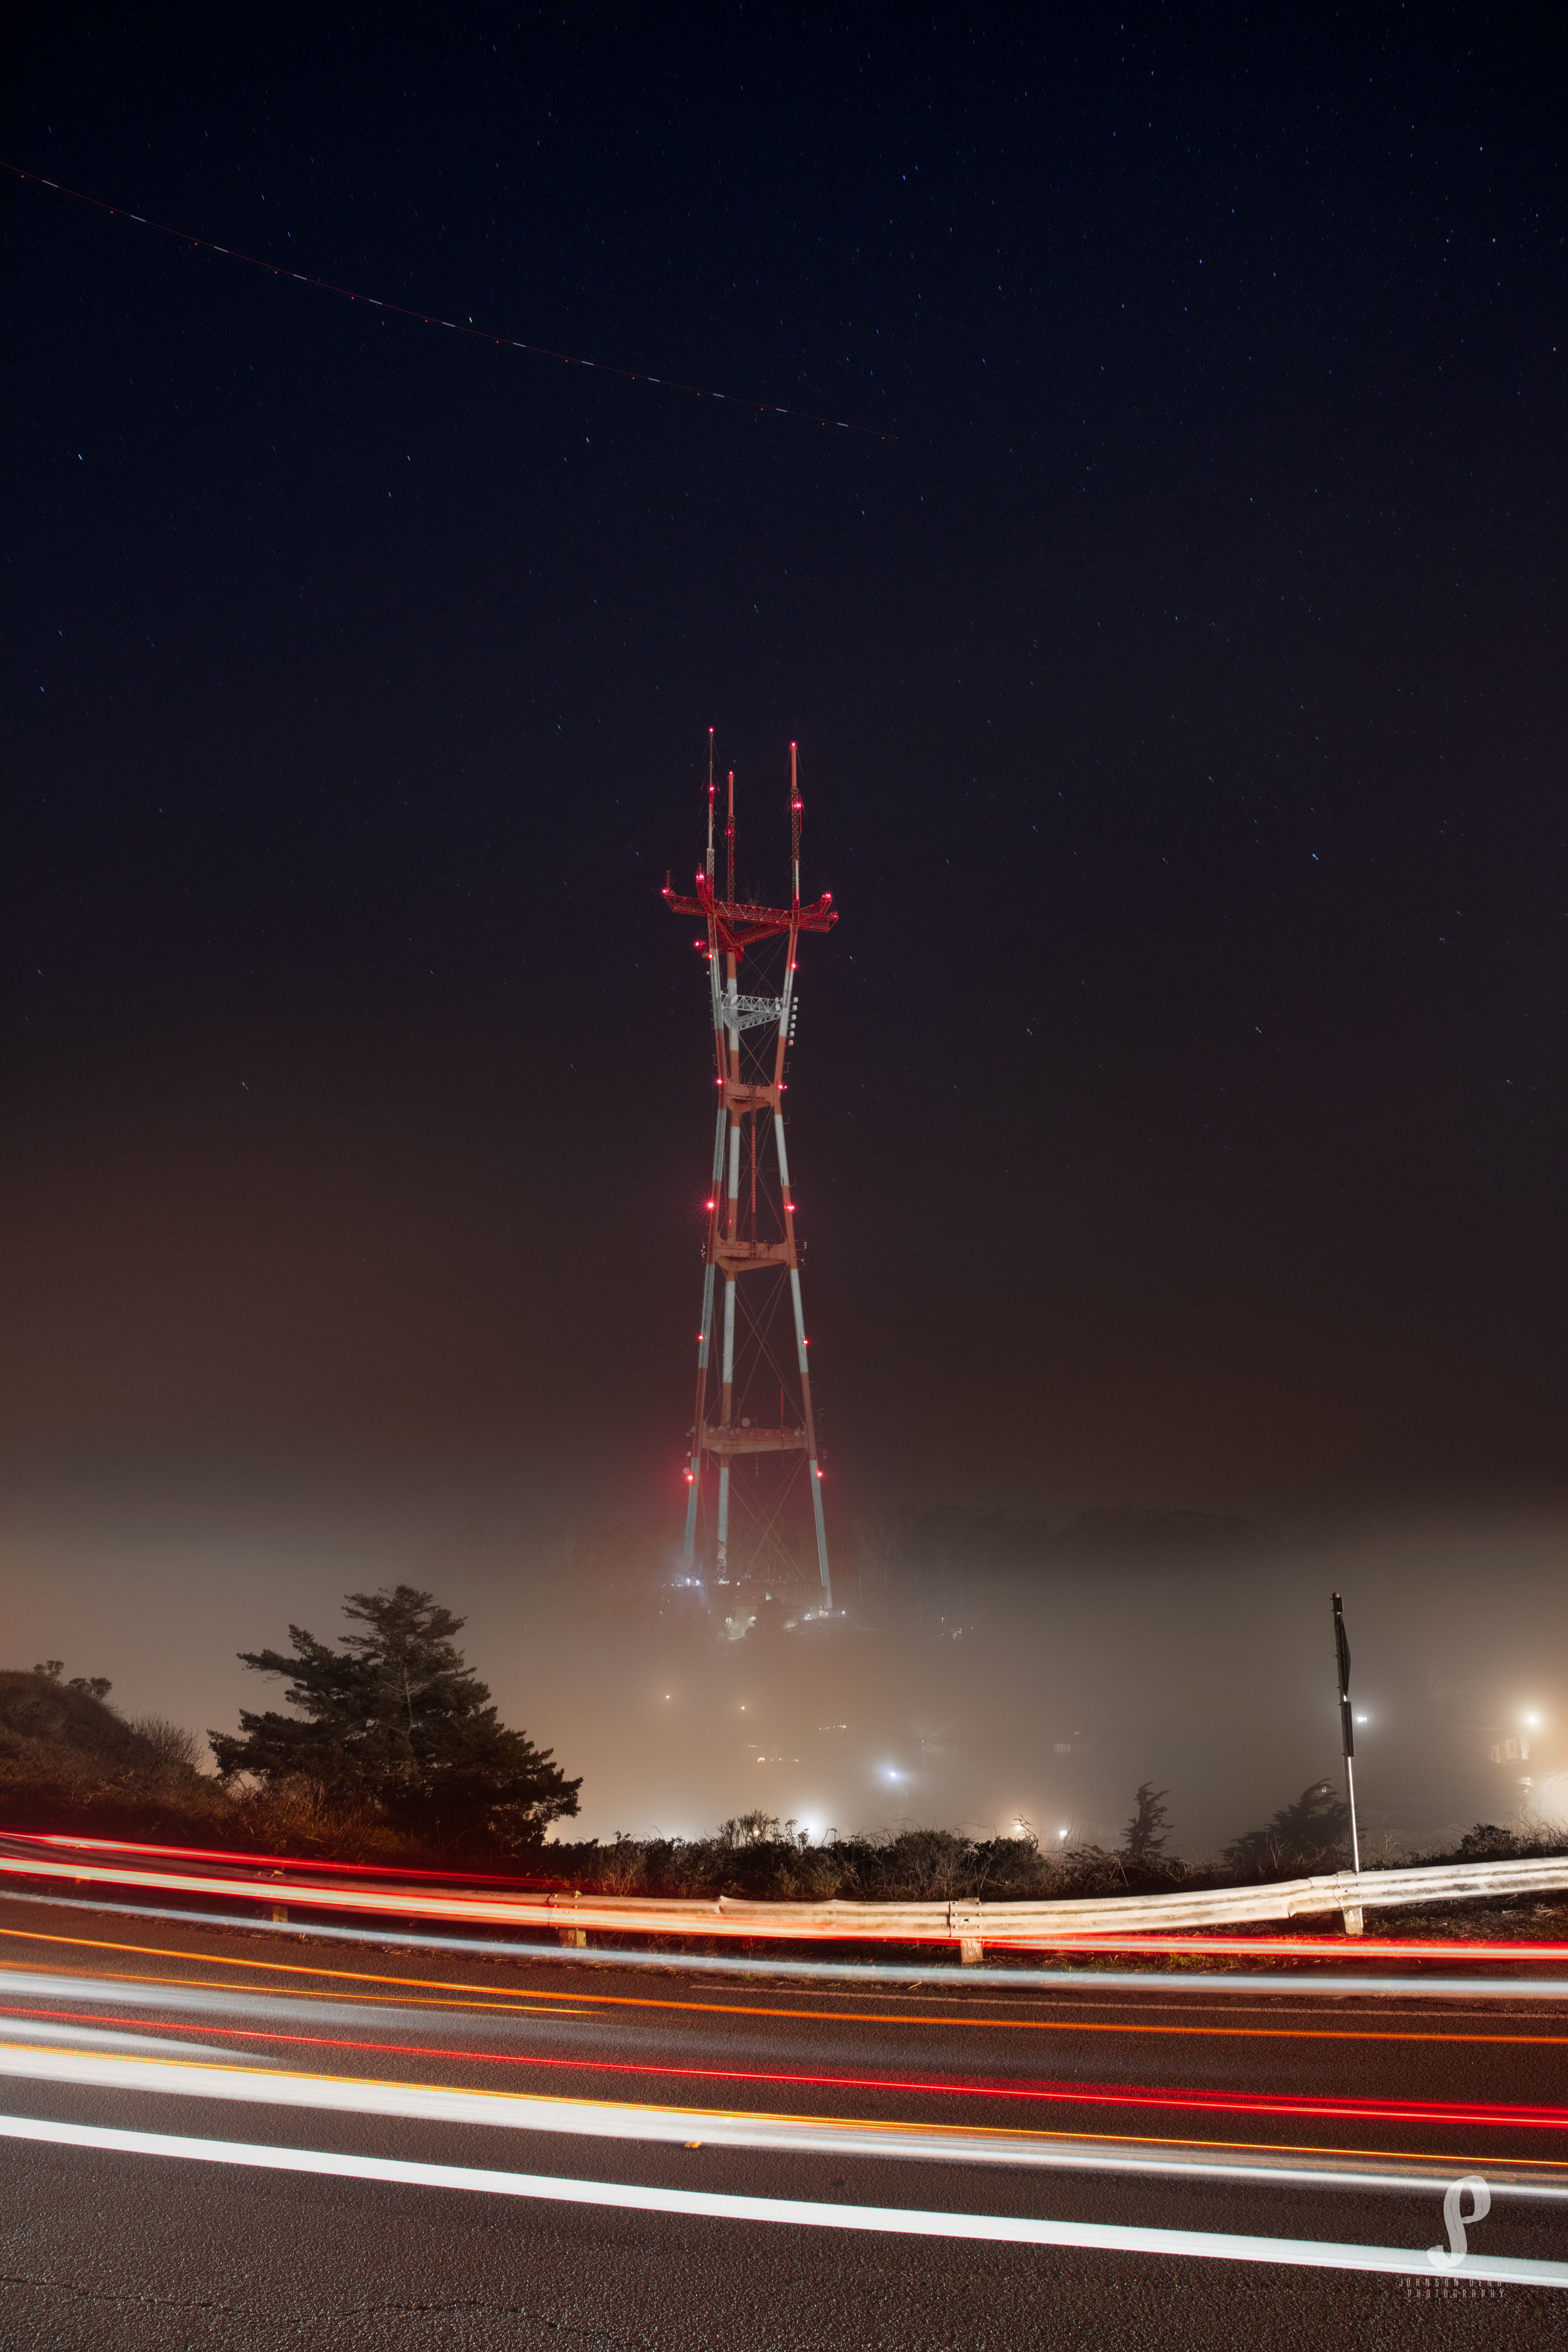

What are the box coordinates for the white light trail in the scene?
[0,1968,580,2030]
[1,2040,1566,2203]
[0,2019,279,2064]
[7,1846,1568,1957]
[13,1887,1568,1995]
[1,2114,1564,2286]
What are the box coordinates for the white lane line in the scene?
[1,2040,1566,2201]
[1,2113,1563,2284]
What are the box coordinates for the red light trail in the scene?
[6,2000,1567,2141]
[8,1834,1568,1968]
[8,1835,1568,1961]
[4,1831,559,1891]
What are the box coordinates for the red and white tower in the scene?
[664,740,839,1614]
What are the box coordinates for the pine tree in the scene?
[1222,1779,1348,1873]
[209,1585,580,1851]
[1121,1781,1172,1861]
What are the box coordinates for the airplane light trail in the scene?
[0,162,891,438]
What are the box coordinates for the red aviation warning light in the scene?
[667,734,837,1614]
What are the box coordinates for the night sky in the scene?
[5,6,1566,1593]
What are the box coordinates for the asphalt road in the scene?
[0,1894,1564,2348]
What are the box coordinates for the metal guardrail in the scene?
[4,1841,1567,1952]
[958,1855,1568,1947]
[528,1854,1568,1948]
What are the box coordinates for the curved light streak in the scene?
[1,2112,1566,2282]
[1,2040,1566,2200]
[4,1837,1567,1961]
[10,1889,1568,2000]
[4,1995,1568,2136]
[2,1830,558,1889]
[6,1931,1568,2051]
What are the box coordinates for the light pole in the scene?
[1332,1591,1363,1934]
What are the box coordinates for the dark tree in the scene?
[1224,1779,1349,1873]
[1121,1782,1172,1860]
[32,1661,110,1698]
[209,1585,580,1850]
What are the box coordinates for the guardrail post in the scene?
[950,1903,984,1963]
[549,1892,588,1947]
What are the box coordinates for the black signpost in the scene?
[1332,1590,1362,1881]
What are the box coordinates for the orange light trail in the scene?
[4,1930,1568,2048]
[6,1998,1568,2137]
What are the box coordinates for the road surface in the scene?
[0,1892,1562,2346]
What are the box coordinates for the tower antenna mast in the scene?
[706,728,716,882]
[664,740,839,1615]
[790,739,802,912]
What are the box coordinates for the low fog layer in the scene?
[4,1473,1562,1860]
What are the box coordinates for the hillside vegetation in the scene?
[0,1668,227,1843]
[0,1667,408,1860]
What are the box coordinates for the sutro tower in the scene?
[664,738,839,1613]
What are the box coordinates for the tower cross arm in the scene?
[663,876,836,955]
[701,1424,810,1458]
